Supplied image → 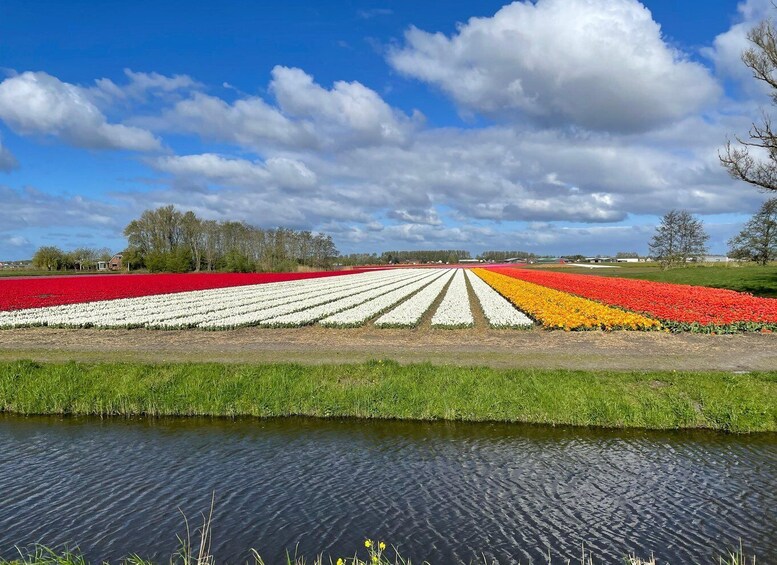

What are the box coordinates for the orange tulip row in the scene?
[473,269,661,331]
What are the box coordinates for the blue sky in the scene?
[0,0,775,259]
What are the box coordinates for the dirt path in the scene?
[0,326,775,371]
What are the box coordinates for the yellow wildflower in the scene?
[364,540,372,548]
[379,541,386,551]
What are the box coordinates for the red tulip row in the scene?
[486,267,777,332]
[0,270,370,311]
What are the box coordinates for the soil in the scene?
[0,325,775,371]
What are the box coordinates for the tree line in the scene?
[123,205,339,272]
[380,250,472,264]
[32,205,339,273]
[31,246,114,271]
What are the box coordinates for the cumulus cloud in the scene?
[270,66,418,146]
[153,67,420,151]
[151,153,317,192]
[156,92,317,151]
[388,0,720,132]
[0,137,17,171]
[0,72,161,151]
[704,0,773,92]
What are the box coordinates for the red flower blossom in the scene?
[0,270,374,311]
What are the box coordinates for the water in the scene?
[0,415,775,564]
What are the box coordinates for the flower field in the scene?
[0,270,371,311]
[486,267,777,332]
[0,266,775,332]
[473,269,660,331]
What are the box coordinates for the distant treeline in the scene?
[338,250,540,266]
[379,250,472,264]
[123,206,339,272]
[31,246,114,272]
[476,250,536,261]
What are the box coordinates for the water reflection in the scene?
[0,415,775,563]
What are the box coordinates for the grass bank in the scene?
[1,360,775,432]
[535,263,777,298]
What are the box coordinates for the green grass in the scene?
[0,541,759,565]
[534,263,777,297]
[1,360,776,432]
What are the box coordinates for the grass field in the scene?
[532,262,777,297]
[2,360,775,432]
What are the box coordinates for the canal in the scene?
[1,415,775,563]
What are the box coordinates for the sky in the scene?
[1,0,776,259]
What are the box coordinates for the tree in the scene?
[32,246,64,271]
[720,18,777,191]
[728,198,777,264]
[649,209,709,268]
[71,247,100,271]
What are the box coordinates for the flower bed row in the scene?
[473,269,660,331]
[0,269,418,330]
[431,269,474,328]
[465,270,533,328]
[0,270,372,312]
[487,267,777,332]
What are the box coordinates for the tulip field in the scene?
[0,266,775,332]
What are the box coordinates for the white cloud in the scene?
[0,72,162,151]
[153,67,420,152]
[0,185,120,232]
[0,137,17,171]
[93,68,200,103]
[156,92,317,151]
[704,0,773,93]
[151,153,317,192]
[270,66,418,146]
[388,0,720,132]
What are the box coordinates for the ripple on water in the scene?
[0,416,775,564]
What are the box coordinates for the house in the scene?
[97,261,109,271]
[108,253,123,271]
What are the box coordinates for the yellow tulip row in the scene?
[472,269,661,331]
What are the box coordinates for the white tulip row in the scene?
[319,269,452,327]
[0,267,537,330]
[260,269,439,327]
[198,269,425,329]
[465,270,533,328]
[430,269,474,328]
[0,269,417,329]
[373,269,456,327]
[0,270,384,329]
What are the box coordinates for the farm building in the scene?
[108,253,123,271]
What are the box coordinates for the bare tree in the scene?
[720,19,777,191]
[728,197,777,264]
[649,209,709,268]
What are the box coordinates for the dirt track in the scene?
[0,326,775,371]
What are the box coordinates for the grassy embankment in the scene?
[534,262,777,298]
[2,360,775,432]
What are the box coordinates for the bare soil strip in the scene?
[0,326,775,371]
